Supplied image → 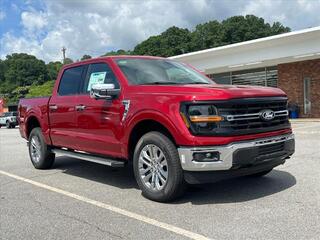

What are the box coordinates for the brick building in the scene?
[170,27,320,118]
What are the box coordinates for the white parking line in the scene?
[0,170,211,240]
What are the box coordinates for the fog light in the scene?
[193,151,220,162]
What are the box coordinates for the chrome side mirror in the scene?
[90,84,120,100]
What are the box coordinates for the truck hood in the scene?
[129,84,287,100]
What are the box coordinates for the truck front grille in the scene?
[213,97,290,136]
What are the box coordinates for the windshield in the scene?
[115,58,214,85]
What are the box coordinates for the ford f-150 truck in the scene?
[19,56,295,202]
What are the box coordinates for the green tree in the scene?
[133,15,290,57]
[3,53,48,87]
[0,59,5,84]
[81,54,92,60]
[26,80,55,98]
[102,49,131,56]
[63,58,73,65]
[133,26,192,57]
[46,61,62,80]
[191,20,223,50]
[220,15,290,45]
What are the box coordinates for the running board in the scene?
[52,149,125,167]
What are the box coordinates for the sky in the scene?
[0,0,320,62]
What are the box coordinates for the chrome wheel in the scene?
[30,136,41,163]
[138,144,168,191]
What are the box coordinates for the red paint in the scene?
[19,56,291,160]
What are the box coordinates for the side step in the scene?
[52,149,125,167]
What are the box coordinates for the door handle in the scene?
[75,105,86,111]
[49,105,58,111]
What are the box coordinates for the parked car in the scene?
[0,111,18,128]
[18,56,295,202]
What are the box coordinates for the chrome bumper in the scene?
[178,134,294,171]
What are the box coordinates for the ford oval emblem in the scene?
[260,109,275,121]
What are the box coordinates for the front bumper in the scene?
[178,133,295,172]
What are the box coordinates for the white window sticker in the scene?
[87,71,106,91]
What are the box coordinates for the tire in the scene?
[133,131,186,202]
[247,169,273,177]
[6,121,10,129]
[28,127,55,169]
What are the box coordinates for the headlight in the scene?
[180,104,223,135]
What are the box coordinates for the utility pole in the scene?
[61,46,66,63]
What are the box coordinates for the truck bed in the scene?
[18,97,51,140]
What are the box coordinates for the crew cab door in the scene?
[49,65,85,149]
[74,62,124,158]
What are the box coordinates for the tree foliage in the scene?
[26,80,55,98]
[63,57,74,65]
[47,61,63,80]
[102,49,131,56]
[134,26,192,57]
[3,53,48,88]
[81,54,92,60]
[132,15,290,56]
[0,54,61,104]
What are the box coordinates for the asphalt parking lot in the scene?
[1,122,320,240]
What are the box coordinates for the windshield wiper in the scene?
[183,82,210,84]
[142,82,181,85]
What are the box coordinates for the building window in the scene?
[208,72,231,84]
[208,66,278,87]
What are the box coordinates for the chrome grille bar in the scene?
[225,110,288,122]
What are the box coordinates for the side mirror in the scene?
[90,84,120,100]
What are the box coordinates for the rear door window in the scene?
[82,63,120,93]
[58,66,85,96]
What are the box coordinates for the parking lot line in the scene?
[0,170,211,240]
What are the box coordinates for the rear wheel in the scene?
[133,131,186,202]
[28,127,55,169]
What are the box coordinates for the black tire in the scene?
[247,169,273,177]
[28,127,55,169]
[6,121,10,129]
[133,131,186,202]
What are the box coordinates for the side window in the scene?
[58,66,84,96]
[82,63,120,93]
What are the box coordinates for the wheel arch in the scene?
[126,118,177,161]
[25,115,41,138]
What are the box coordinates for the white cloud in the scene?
[21,11,47,31]
[1,0,320,62]
[0,11,6,21]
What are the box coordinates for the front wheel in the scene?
[133,131,186,202]
[28,127,55,169]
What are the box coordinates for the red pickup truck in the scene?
[19,56,295,202]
